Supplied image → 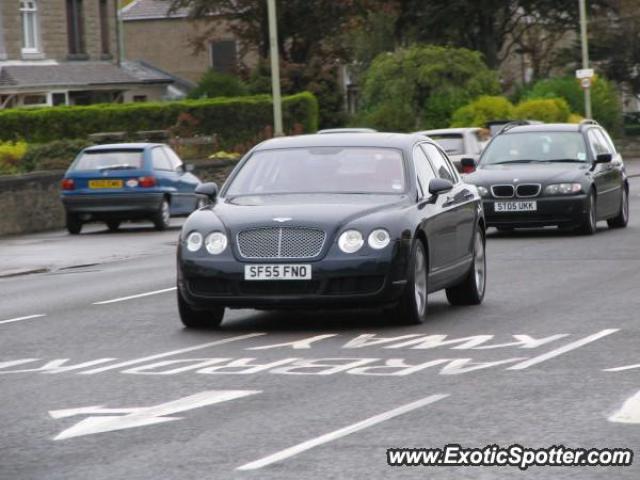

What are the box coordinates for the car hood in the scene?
[466,163,589,185]
[191,193,410,233]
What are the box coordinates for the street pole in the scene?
[267,0,283,136]
[116,0,125,65]
[579,0,592,119]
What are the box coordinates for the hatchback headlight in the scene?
[205,232,228,255]
[544,183,582,195]
[186,231,203,252]
[477,186,489,197]
[338,230,364,254]
[368,229,391,250]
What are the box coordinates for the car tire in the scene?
[152,198,171,231]
[577,190,597,235]
[607,185,629,229]
[106,220,121,232]
[177,289,224,329]
[387,239,428,325]
[66,213,82,235]
[446,229,486,306]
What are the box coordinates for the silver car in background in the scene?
[417,128,488,173]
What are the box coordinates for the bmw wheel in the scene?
[578,190,597,235]
[177,289,224,329]
[152,199,171,231]
[446,229,486,305]
[607,185,629,229]
[388,239,428,325]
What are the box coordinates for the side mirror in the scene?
[428,178,454,197]
[594,153,612,164]
[185,163,195,173]
[195,182,218,202]
[460,157,477,174]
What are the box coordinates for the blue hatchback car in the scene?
[60,143,202,234]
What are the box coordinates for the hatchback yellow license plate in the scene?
[89,179,123,189]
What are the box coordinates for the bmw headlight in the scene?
[186,231,203,252]
[477,186,489,197]
[544,183,582,195]
[205,232,228,255]
[338,230,364,254]
[368,229,391,250]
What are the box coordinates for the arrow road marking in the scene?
[237,394,449,471]
[609,390,640,424]
[50,390,261,440]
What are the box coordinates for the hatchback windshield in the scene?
[73,150,144,171]
[481,132,588,165]
[226,147,406,195]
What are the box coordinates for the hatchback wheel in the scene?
[446,229,486,305]
[66,213,82,235]
[177,289,224,329]
[607,186,629,229]
[152,199,171,231]
[387,240,428,325]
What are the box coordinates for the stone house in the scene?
[0,0,175,108]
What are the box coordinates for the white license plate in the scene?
[494,201,537,212]
[244,264,312,281]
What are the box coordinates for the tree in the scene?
[188,70,249,99]
[359,45,500,130]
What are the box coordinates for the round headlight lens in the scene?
[368,229,391,250]
[338,230,364,254]
[477,186,489,197]
[205,232,228,255]
[186,231,203,252]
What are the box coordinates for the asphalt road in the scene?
[1,180,639,479]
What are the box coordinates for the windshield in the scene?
[481,132,588,165]
[226,147,406,196]
[72,150,144,171]
[429,134,465,155]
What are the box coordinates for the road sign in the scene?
[580,78,592,90]
[576,68,594,79]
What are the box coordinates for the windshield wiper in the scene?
[544,159,587,163]
[491,159,544,165]
[98,164,137,171]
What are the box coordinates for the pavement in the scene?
[0,180,639,479]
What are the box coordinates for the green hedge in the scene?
[0,92,318,147]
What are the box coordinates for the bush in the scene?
[513,98,571,123]
[0,92,319,148]
[188,71,249,99]
[359,45,500,131]
[523,76,622,132]
[21,139,92,172]
[450,96,515,127]
[0,141,28,175]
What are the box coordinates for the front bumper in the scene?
[483,194,588,227]
[178,241,411,310]
[62,193,163,218]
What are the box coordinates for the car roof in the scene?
[254,133,427,151]
[417,128,479,135]
[84,143,163,151]
[502,123,583,134]
[317,128,377,134]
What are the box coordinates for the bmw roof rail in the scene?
[498,120,533,134]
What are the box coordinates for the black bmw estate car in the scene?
[464,121,629,234]
[177,133,486,328]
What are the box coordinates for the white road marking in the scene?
[236,394,449,471]
[79,333,266,374]
[609,390,640,424]
[51,390,260,440]
[507,329,619,370]
[93,287,177,305]
[0,314,46,325]
[604,364,640,372]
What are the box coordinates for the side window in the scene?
[164,146,183,170]
[421,143,456,183]
[587,129,610,156]
[151,147,172,171]
[413,146,436,197]
[598,128,617,154]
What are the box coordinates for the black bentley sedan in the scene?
[463,121,629,234]
[177,133,486,328]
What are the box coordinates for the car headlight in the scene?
[544,183,582,195]
[477,186,489,197]
[186,231,203,252]
[338,230,364,254]
[368,229,391,250]
[205,232,228,255]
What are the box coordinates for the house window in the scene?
[99,0,110,55]
[210,40,237,74]
[66,0,85,56]
[20,0,40,54]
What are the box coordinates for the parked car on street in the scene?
[177,133,486,328]
[416,128,488,173]
[464,120,629,234]
[60,143,203,234]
